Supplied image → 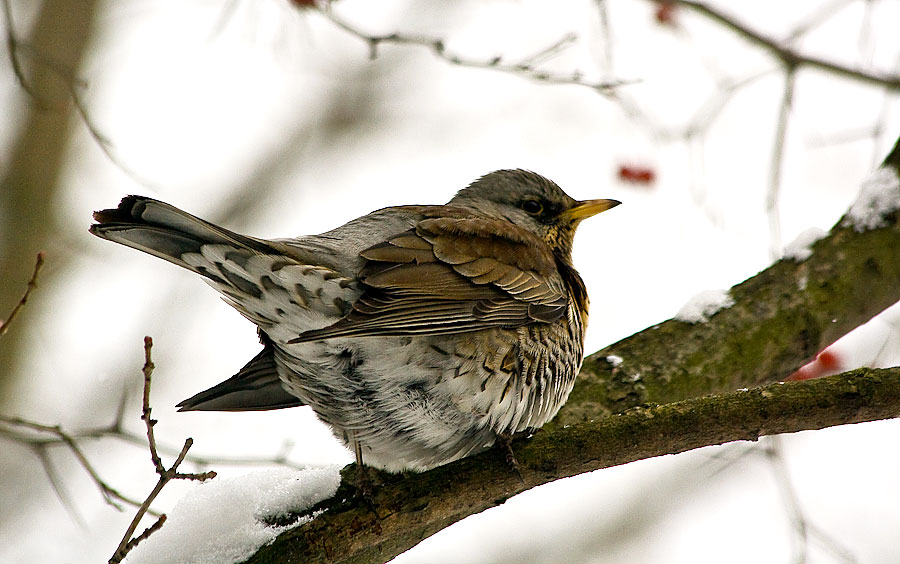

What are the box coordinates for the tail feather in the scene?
[176,344,304,412]
[89,195,272,275]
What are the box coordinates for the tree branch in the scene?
[319,6,628,94]
[555,137,900,425]
[241,139,900,563]
[675,1,900,90]
[246,367,900,564]
[0,251,45,337]
[109,337,216,564]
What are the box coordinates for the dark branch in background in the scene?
[617,1,900,229]
[677,0,900,90]
[108,337,216,564]
[1,0,42,103]
[0,414,154,519]
[0,251,44,336]
[1,0,154,188]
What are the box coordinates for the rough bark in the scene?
[241,138,900,563]
[247,368,900,564]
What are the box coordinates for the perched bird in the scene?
[90,170,619,472]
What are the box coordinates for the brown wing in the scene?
[289,216,569,342]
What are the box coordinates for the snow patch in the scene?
[126,466,341,564]
[783,227,826,261]
[675,289,734,324]
[843,167,900,232]
[606,355,623,367]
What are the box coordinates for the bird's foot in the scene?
[351,463,382,517]
[497,433,524,484]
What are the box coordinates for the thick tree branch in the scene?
[243,139,900,563]
[246,367,900,564]
[554,138,900,426]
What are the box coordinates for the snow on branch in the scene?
[844,167,900,232]
[674,289,734,324]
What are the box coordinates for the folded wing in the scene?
[290,215,568,342]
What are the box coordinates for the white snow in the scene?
[843,167,900,232]
[606,355,623,367]
[674,289,734,324]
[126,467,341,564]
[783,227,826,261]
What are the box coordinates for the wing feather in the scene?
[289,215,569,342]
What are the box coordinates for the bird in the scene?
[90,170,619,473]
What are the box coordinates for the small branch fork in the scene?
[319,5,629,94]
[0,251,45,336]
[0,263,303,560]
[108,337,216,564]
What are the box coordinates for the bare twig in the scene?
[0,395,307,507]
[1,0,45,105]
[0,251,45,337]
[33,446,86,527]
[676,0,900,90]
[763,437,858,564]
[766,67,796,260]
[320,6,629,94]
[108,337,217,564]
[1,0,154,188]
[592,0,614,71]
[785,0,857,43]
[140,337,165,475]
[0,414,154,515]
[125,514,167,554]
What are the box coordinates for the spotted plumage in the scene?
[89,170,619,471]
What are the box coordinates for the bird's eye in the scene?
[521,199,543,215]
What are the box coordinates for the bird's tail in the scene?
[89,195,274,277]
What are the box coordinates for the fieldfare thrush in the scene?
[90,169,619,472]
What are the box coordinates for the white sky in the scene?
[2,1,900,563]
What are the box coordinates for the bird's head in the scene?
[449,169,620,263]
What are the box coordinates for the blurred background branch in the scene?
[0,0,99,405]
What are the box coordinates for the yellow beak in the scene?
[564,198,621,221]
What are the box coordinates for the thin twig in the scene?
[785,0,856,43]
[109,337,216,564]
[320,6,629,94]
[593,0,614,71]
[764,438,858,564]
[0,251,45,336]
[140,337,165,475]
[33,446,86,528]
[767,67,796,260]
[0,415,155,515]
[2,1,155,189]
[1,0,45,105]
[125,515,167,554]
[676,0,900,90]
